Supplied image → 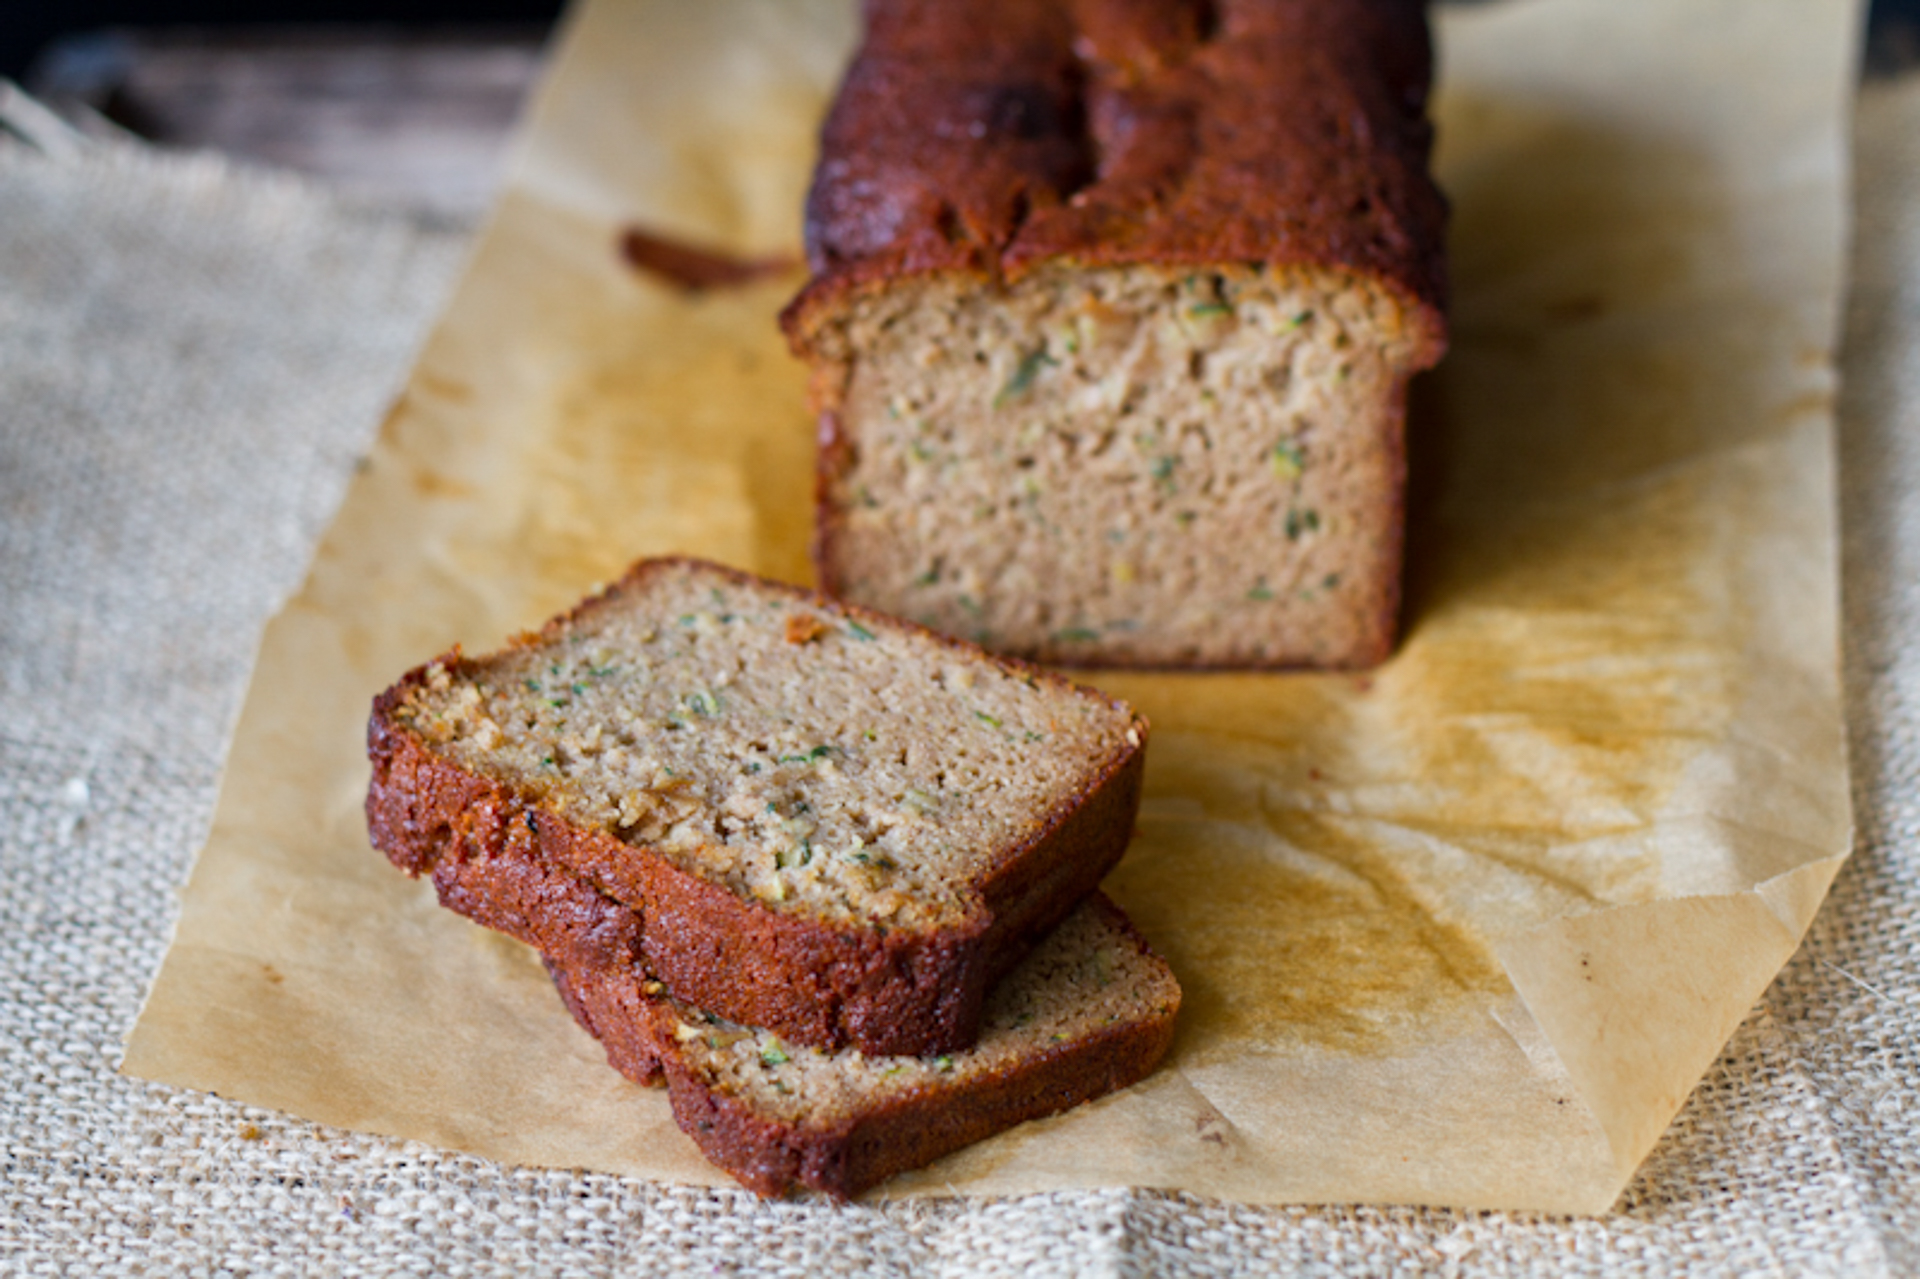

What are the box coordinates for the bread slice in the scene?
[366,557,1147,1057]
[403,775,1179,1200]
[551,893,1177,1200]
[783,0,1448,668]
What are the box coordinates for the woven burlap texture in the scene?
[1,71,1915,1274]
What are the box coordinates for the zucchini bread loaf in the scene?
[367,558,1147,1057]
[782,0,1448,668]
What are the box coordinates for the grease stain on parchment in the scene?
[1107,787,1510,1064]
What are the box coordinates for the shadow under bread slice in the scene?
[549,892,1180,1201]
[367,556,1148,1057]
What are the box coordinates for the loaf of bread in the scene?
[366,557,1147,1057]
[782,0,1448,668]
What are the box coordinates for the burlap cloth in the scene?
[1,58,1915,1273]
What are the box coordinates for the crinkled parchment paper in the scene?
[122,0,1858,1212]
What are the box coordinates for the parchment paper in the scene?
[121,0,1858,1213]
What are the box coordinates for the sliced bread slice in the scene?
[551,892,1178,1201]
[367,557,1148,1057]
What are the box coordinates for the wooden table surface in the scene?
[25,27,549,220]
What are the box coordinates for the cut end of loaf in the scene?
[814,264,1439,667]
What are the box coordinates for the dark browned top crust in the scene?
[366,557,1148,1058]
[782,0,1447,359]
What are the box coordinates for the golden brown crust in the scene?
[546,894,1178,1201]
[781,0,1447,361]
[365,556,1148,1057]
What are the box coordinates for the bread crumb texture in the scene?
[393,563,1136,929]
[823,264,1422,665]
